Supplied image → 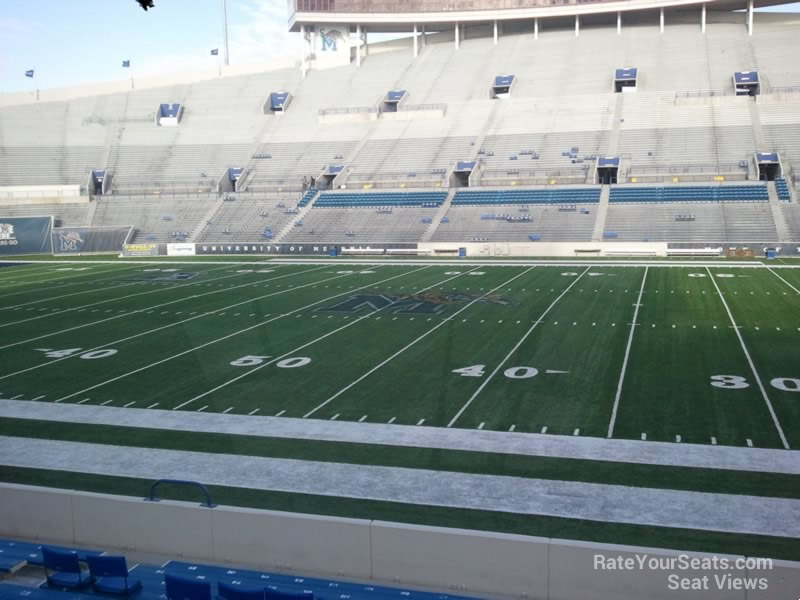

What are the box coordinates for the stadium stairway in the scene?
[767,181,791,241]
[272,192,319,243]
[83,199,98,227]
[591,186,611,242]
[420,188,456,242]
[188,195,229,242]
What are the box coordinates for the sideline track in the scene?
[0,401,797,475]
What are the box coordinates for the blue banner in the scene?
[0,217,53,255]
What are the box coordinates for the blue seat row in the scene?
[315,192,447,208]
[0,539,103,571]
[775,177,791,201]
[452,188,600,206]
[609,185,768,203]
[297,188,318,207]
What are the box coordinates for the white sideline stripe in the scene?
[186,266,478,410]
[767,267,800,294]
[3,436,798,539]
[607,267,649,438]
[303,267,536,420]
[3,400,799,475]
[447,267,588,428]
[0,265,303,351]
[0,267,327,381]
[706,267,790,450]
[53,267,390,404]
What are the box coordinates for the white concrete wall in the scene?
[0,483,798,599]
[0,185,84,204]
[420,240,670,257]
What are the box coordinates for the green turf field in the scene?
[0,258,798,557]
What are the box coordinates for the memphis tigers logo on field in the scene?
[318,292,515,315]
[0,224,15,241]
[57,230,85,252]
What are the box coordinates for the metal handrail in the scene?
[145,479,216,508]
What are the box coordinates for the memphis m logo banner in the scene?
[319,28,345,52]
[57,231,85,252]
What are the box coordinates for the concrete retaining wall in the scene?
[0,484,797,599]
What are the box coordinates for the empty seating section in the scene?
[0,538,477,600]
[604,203,778,241]
[92,195,217,242]
[782,205,800,239]
[0,204,88,227]
[0,148,103,187]
[283,207,439,243]
[609,185,768,203]
[315,191,446,208]
[197,195,300,242]
[430,205,596,242]
[453,188,600,206]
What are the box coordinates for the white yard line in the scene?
[3,400,798,475]
[607,266,649,438]
[0,265,316,353]
[767,267,800,294]
[54,267,422,405]
[182,266,482,409]
[1,435,797,538]
[0,264,140,293]
[706,267,790,450]
[304,267,536,419]
[446,267,590,428]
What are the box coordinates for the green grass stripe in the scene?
[1,417,798,500]
[1,465,798,561]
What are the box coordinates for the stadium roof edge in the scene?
[288,0,797,31]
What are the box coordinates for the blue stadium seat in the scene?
[86,555,142,595]
[165,574,212,600]
[41,547,90,590]
[264,590,312,600]
[315,191,447,209]
[609,185,768,204]
[217,582,265,600]
[775,177,791,201]
[453,188,601,206]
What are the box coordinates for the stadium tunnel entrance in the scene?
[595,157,620,185]
[755,153,782,181]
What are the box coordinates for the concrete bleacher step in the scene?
[591,185,611,242]
[272,191,319,243]
[420,188,456,242]
[83,198,99,227]
[189,195,229,242]
[767,181,791,242]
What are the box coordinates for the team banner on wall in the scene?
[122,243,160,257]
[0,216,53,255]
[195,244,337,255]
[166,243,196,257]
[53,226,132,254]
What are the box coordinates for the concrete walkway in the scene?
[0,435,797,538]
[0,401,797,475]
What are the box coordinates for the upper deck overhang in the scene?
[288,0,798,32]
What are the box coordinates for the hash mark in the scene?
[147,403,159,409]
[509,425,516,432]
[275,410,286,417]
[222,407,234,414]
[541,426,548,434]
[248,408,260,415]
[358,415,368,422]
[478,422,485,430]
[675,435,682,443]
[711,437,717,445]
[123,401,136,408]
[77,398,90,405]
[417,418,426,426]
[746,439,753,447]
[197,406,208,412]
[641,433,647,441]
[388,417,397,424]
[100,399,113,406]
[330,414,340,421]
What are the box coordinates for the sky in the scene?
[0,0,799,94]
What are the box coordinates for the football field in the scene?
[0,259,797,447]
[0,257,799,559]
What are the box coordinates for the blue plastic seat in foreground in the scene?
[264,590,312,600]
[165,574,212,600]
[217,582,265,600]
[41,547,90,590]
[86,555,142,595]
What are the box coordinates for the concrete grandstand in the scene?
[0,10,798,254]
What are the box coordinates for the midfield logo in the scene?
[318,292,514,316]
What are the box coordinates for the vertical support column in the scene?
[617,11,622,35]
[575,15,580,37]
[702,3,706,33]
[413,23,418,57]
[660,8,665,33]
[300,24,307,79]
[356,23,362,67]
[748,0,754,35]
[494,20,498,45]
[534,17,539,40]
[364,26,369,56]
[455,22,460,49]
